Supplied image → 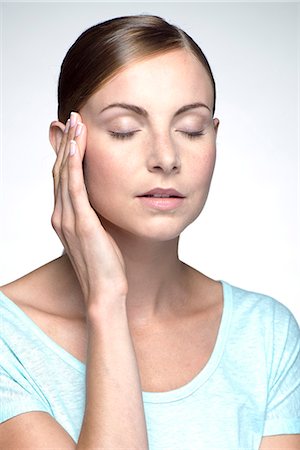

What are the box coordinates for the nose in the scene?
[146,133,181,175]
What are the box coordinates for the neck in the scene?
[100,218,192,327]
[60,218,198,327]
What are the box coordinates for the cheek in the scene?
[184,147,216,225]
[83,133,119,186]
[189,144,216,191]
[84,152,121,197]
[83,155,120,220]
[83,140,138,216]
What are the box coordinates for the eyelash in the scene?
[181,131,205,140]
[109,130,205,140]
[109,131,138,140]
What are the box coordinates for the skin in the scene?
[51,48,220,326]
[49,47,300,448]
[0,48,298,448]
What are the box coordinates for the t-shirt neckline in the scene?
[0,280,232,404]
[142,280,233,403]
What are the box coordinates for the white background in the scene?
[1,2,299,321]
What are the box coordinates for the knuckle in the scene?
[68,179,81,196]
[60,170,68,181]
[61,219,75,236]
[52,165,59,179]
[75,217,94,236]
[51,213,61,231]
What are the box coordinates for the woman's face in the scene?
[80,49,219,241]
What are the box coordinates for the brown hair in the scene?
[58,14,216,123]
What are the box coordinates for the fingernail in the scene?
[70,112,77,127]
[75,122,83,137]
[64,119,70,134]
[69,140,76,156]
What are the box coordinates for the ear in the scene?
[213,118,220,136]
[49,120,65,155]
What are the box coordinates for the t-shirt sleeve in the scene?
[0,340,51,424]
[263,303,300,436]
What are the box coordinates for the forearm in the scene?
[77,295,149,450]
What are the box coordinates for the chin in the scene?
[97,210,197,243]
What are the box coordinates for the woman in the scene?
[0,14,299,449]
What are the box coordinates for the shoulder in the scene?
[0,255,87,367]
[0,255,86,355]
[0,259,57,349]
[0,255,84,318]
[223,281,300,360]
[221,282,300,400]
[224,281,299,327]
[0,258,57,309]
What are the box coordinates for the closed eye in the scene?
[109,130,140,140]
[179,130,205,140]
[108,130,205,140]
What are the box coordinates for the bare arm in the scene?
[77,297,148,449]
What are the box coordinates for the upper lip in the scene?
[138,188,185,197]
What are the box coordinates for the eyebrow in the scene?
[99,102,211,117]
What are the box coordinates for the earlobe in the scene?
[49,121,65,154]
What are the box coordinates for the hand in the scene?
[51,112,128,304]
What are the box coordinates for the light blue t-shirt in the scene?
[0,281,299,449]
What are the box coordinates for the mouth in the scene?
[142,194,181,198]
[137,187,185,198]
[137,188,185,211]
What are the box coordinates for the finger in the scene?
[67,139,91,216]
[71,112,85,159]
[58,119,71,161]
[60,139,76,238]
[51,179,64,242]
[53,118,77,244]
[61,112,78,167]
[53,111,78,198]
[58,112,79,218]
[53,118,70,200]
[58,112,86,237]
[51,175,70,253]
[51,113,87,262]
[64,114,90,216]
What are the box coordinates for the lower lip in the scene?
[137,196,185,211]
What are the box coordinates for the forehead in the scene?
[86,49,214,114]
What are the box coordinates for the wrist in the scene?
[86,292,128,322]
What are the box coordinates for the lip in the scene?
[138,196,185,211]
[137,187,185,198]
